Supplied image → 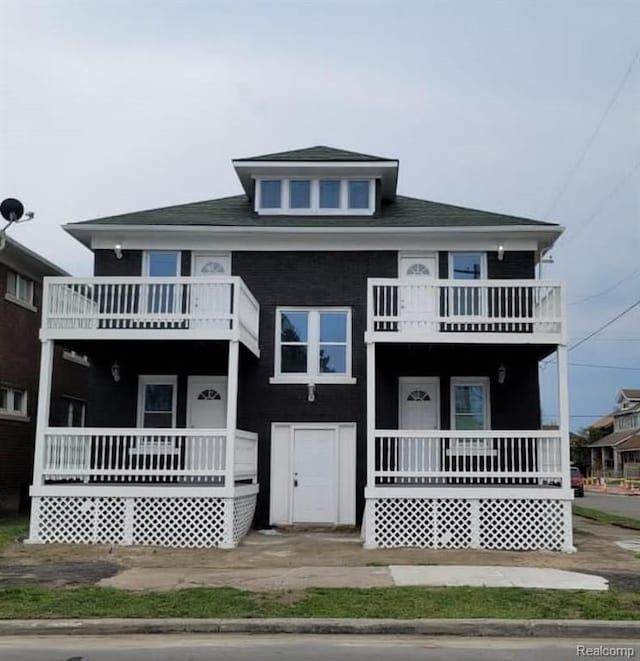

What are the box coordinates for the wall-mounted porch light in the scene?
[497,244,505,261]
[114,244,123,260]
[307,383,316,403]
[111,361,121,383]
[498,363,506,385]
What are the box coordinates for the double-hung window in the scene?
[64,397,86,427]
[6,271,35,309]
[449,377,492,455]
[0,386,28,418]
[273,308,354,383]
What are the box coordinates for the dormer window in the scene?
[259,180,282,209]
[256,178,374,215]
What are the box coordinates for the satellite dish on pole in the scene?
[1,198,25,222]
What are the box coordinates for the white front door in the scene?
[187,376,227,428]
[398,253,437,332]
[399,377,440,482]
[292,427,337,523]
[191,253,231,330]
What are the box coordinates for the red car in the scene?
[571,466,584,497]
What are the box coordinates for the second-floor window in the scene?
[144,251,180,314]
[6,271,35,308]
[273,308,353,382]
[0,386,28,418]
[449,252,486,316]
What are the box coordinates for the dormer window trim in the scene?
[255,177,375,216]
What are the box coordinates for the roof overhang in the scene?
[232,160,399,202]
[0,235,68,278]
[65,222,563,256]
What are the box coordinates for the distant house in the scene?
[588,389,640,479]
[0,235,89,512]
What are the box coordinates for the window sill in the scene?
[269,376,357,385]
[4,293,37,313]
[62,351,91,367]
[0,412,30,423]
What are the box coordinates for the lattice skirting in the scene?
[364,497,573,552]
[29,494,257,548]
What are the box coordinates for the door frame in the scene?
[398,376,440,429]
[186,375,228,429]
[290,424,338,524]
[191,252,232,275]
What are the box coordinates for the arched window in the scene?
[406,263,430,276]
[407,389,431,401]
[200,261,225,274]
[197,389,221,401]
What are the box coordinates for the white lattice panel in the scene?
[479,499,566,551]
[132,497,227,548]
[367,497,571,551]
[31,495,254,548]
[35,496,127,545]
[232,494,256,544]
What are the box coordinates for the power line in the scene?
[543,45,640,219]
[570,266,640,305]
[555,158,640,252]
[569,362,640,371]
[569,297,640,352]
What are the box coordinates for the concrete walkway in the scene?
[99,565,608,592]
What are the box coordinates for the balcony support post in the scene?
[27,339,54,544]
[557,343,574,551]
[366,342,376,489]
[225,340,240,494]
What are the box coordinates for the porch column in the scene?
[225,340,240,496]
[613,449,621,477]
[27,339,54,543]
[557,345,571,492]
[366,342,376,489]
[601,447,606,475]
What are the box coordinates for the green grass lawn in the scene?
[0,517,29,547]
[573,506,640,531]
[0,586,638,620]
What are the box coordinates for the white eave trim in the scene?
[231,160,398,168]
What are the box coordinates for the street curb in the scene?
[0,618,639,638]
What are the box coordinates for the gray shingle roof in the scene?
[233,145,396,162]
[588,429,640,448]
[621,389,640,400]
[69,194,556,228]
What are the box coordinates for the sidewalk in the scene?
[98,564,608,592]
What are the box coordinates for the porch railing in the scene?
[41,276,260,351]
[372,430,564,487]
[39,428,258,485]
[368,279,564,340]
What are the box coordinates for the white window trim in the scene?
[142,250,181,277]
[0,386,28,420]
[270,307,356,385]
[255,178,374,216]
[448,252,487,279]
[136,375,178,428]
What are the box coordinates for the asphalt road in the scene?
[579,492,640,518]
[1,635,639,661]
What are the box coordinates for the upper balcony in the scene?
[366,278,565,345]
[40,276,260,355]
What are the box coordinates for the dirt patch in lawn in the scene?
[1,516,638,588]
[0,561,120,587]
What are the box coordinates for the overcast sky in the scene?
[1,0,638,429]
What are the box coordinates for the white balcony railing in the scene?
[41,276,260,353]
[372,430,564,487]
[39,428,258,485]
[367,279,564,343]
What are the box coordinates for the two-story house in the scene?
[26,146,572,551]
[0,235,89,513]
[588,389,640,479]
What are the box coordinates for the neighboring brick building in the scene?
[0,235,89,512]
